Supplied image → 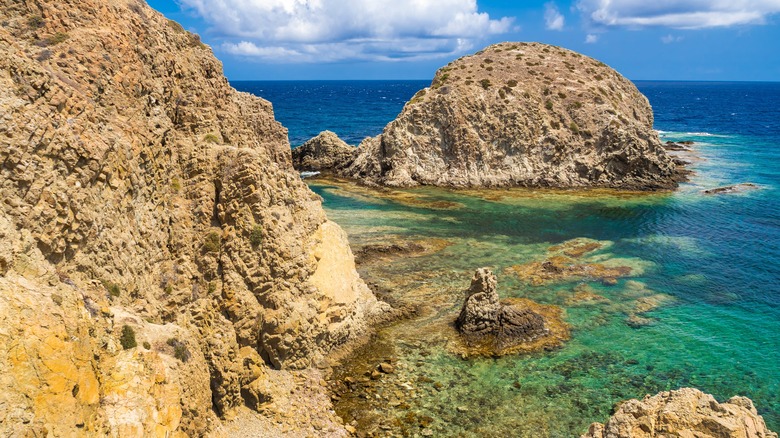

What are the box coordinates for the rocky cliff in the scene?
[333,42,680,189]
[582,388,777,438]
[0,0,384,435]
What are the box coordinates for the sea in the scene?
[233,80,780,436]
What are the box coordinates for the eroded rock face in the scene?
[341,42,681,190]
[455,268,561,356]
[0,0,384,435]
[581,388,778,438]
[292,130,355,172]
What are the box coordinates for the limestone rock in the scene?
[292,130,355,172]
[0,0,384,435]
[455,268,565,356]
[341,42,681,190]
[581,388,777,438]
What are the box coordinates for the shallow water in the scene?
[314,161,779,436]
[235,80,780,436]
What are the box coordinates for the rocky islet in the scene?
[296,42,685,190]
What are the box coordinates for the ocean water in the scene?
[233,80,780,436]
[233,80,428,146]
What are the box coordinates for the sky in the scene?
[147,0,780,81]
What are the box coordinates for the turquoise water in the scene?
[237,81,780,436]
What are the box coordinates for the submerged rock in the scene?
[455,268,568,356]
[336,42,682,190]
[581,388,777,438]
[703,183,759,195]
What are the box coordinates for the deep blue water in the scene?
[234,80,780,435]
[233,80,428,146]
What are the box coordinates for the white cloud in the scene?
[544,2,565,30]
[585,33,599,43]
[179,0,514,62]
[661,34,684,43]
[576,0,780,29]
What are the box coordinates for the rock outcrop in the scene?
[336,42,680,189]
[0,0,384,435]
[581,388,777,438]
[455,268,568,356]
[703,183,759,195]
[292,130,355,172]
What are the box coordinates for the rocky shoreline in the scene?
[0,1,775,436]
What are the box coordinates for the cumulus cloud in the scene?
[544,2,565,30]
[585,33,599,43]
[179,0,514,61]
[576,0,780,29]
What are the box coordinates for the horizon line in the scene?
[229,78,780,83]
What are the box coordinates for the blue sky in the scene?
[147,0,780,81]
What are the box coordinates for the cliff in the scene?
[0,0,384,435]
[311,42,680,189]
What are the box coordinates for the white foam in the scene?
[300,171,321,179]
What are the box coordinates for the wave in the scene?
[656,130,731,138]
[300,171,321,179]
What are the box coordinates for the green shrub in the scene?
[143,341,151,350]
[250,225,263,247]
[171,177,181,192]
[480,79,491,90]
[570,122,580,134]
[410,89,426,103]
[45,32,68,46]
[120,325,137,350]
[558,92,567,99]
[102,280,121,299]
[28,15,45,29]
[36,50,52,62]
[202,232,221,253]
[506,80,518,88]
[545,100,553,110]
[203,133,219,144]
[167,338,191,362]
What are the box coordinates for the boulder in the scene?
[292,130,355,172]
[455,268,552,354]
[581,388,777,438]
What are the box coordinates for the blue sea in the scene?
[233,80,780,436]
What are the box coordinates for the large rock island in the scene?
[296,42,681,190]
